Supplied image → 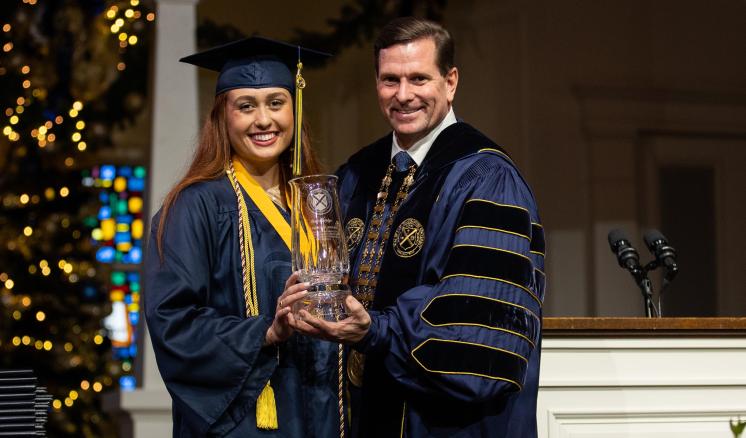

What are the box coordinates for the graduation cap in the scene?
[180,36,330,176]
[179,36,331,96]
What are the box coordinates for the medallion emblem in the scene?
[393,218,425,258]
[347,350,365,387]
[307,188,332,214]
[345,217,365,250]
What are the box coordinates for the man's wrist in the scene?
[348,323,370,344]
[351,311,380,353]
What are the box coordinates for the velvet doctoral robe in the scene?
[337,122,545,437]
[145,177,340,437]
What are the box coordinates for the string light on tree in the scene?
[0,2,156,434]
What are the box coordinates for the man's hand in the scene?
[289,295,371,344]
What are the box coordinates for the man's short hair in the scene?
[374,17,455,76]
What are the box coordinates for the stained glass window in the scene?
[83,165,146,391]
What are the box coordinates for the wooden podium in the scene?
[538,318,746,438]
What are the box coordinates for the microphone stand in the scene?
[638,275,656,317]
[638,260,661,318]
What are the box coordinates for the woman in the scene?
[145,37,340,437]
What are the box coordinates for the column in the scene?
[120,0,200,436]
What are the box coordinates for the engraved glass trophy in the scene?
[289,175,350,321]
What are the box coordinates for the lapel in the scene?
[413,122,509,188]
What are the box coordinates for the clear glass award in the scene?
[289,175,350,321]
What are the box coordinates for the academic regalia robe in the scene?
[145,177,340,437]
[337,122,545,437]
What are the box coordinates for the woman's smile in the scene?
[249,131,280,146]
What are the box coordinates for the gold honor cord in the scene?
[293,60,305,177]
[226,162,277,429]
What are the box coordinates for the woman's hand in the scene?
[264,272,309,346]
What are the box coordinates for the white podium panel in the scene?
[538,336,746,438]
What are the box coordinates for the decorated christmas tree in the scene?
[0,1,153,436]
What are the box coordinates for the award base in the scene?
[292,283,350,322]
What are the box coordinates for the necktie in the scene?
[393,151,415,173]
[386,152,416,227]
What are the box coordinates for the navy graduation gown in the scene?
[145,177,340,437]
[338,122,545,437]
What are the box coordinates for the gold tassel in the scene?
[256,381,278,430]
[292,59,305,177]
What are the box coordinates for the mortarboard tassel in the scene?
[256,382,278,429]
[292,54,305,177]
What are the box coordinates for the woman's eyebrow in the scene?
[232,95,257,103]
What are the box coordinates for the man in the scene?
[292,17,545,437]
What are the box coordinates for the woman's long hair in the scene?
[156,92,322,258]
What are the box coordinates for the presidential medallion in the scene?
[345,218,365,250]
[393,218,425,258]
[347,350,365,387]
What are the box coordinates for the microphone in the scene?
[643,229,678,280]
[607,229,643,279]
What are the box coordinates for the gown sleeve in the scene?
[144,187,277,436]
[354,153,545,403]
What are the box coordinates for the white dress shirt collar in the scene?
[391,107,457,166]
